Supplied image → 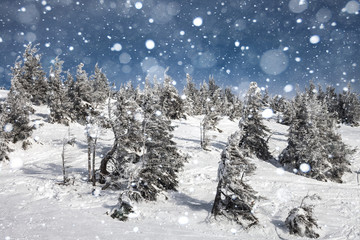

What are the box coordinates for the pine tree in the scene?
[223,87,242,120]
[71,63,94,123]
[21,44,48,105]
[91,63,110,106]
[239,82,272,160]
[0,105,12,161]
[212,131,259,228]
[338,83,360,126]
[3,60,34,144]
[48,57,71,125]
[280,90,352,182]
[101,82,185,206]
[160,70,185,120]
[182,74,199,116]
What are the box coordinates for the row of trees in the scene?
[210,81,355,237]
[1,44,359,238]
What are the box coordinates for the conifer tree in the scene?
[0,105,11,161]
[160,70,185,119]
[338,83,360,126]
[239,82,272,160]
[223,87,242,120]
[21,44,48,105]
[212,131,259,228]
[91,63,110,106]
[182,74,200,116]
[71,63,94,123]
[48,57,71,125]
[3,59,34,144]
[280,90,352,182]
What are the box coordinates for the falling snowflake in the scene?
[145,39,155,50]
[193,17,203,27]
[299,163,311,173]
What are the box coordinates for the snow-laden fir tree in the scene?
[3,60,34,144]
[0,104,12,161]
[48,57,72,125]
[160,69,185,119]
[239,82,272,160]
[101,82,185,202]
[182,74,200,116]
[68,63,95,123]
[223,87,242,121]
[212,131,259,228]
[338,83,360,126]
[20,44,48,105]
[91,63,110,107]
[100,86,144,179]
[126,83,185,201]
[279,90,352,182]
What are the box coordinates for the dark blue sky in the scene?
[0,0,359,95]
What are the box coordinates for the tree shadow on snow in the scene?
[171,192,213,212]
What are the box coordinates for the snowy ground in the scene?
[1,106,360,240]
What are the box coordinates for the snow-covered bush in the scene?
[285,206,319,238]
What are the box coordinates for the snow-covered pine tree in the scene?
[324,86,339,120]
[3,60,34,144]
[125,84,185,201]
[239,82,272,160]
[280,90,352,182]
[207,76,223,116]
[223,87,242,121]
[262,87,270,107]
[91,63,110,106]
[71,63,94,123]
[48,57,72,125]
[199,80,209,115]
[21,44,48,105]
[212,131,258,228]
[63,71,77,122]
[182,73,200,116]
[160,70,185,120]
[0,105,12,161]
[338,83,360,126]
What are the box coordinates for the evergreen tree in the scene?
[0,105,12,161]
[48,57,72,125]
[223,87,242,120]
[182,74,200,116]
[324,86,339,120]
[101,82,185,203]
[212,131,259,228]
[21,44,48,105]
[160,70,185,119]
[91,63,110,106]
[70,63,94,123]
[4,70,34,143]
[338,83,360,126]
[280,90,352,182]
[239,82,272,160]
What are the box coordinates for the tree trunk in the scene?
[62,143,66,184]
[87,135,92,182]
[100,142,118,176]
[211,179,223,217]
[92,137,97,186]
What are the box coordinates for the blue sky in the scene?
[0,0,359,95]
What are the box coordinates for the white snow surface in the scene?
[1,106,360,239]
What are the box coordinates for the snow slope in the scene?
[1,106,359,240]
